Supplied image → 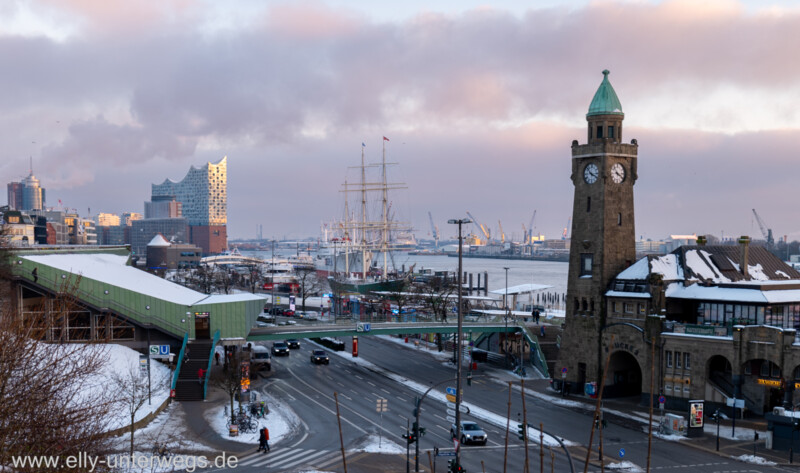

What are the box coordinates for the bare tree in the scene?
[0,280,116,471]
[214,266,234,295]
[383,279,413,321]
[296,267,322,311]
[109,361,169,456]
[245,264,263,294]
[211,350,248,421]
[418,276,456,323]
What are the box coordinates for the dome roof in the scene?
[587,70,624,118]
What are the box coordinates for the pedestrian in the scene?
[215,351,221,366]
[258,427,266,452]
[540,325,546,338]
[32,267,38,283]
[535,309,540,324]
[441,312,448,324]
[197,368,205,385]
[263,426,270,452]
[183,347,190,364]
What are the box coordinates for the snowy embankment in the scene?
[73,344,171,432]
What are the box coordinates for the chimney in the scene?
[738,235,750,278]
[696,235,707,246]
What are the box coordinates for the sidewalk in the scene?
[506,372,795,468]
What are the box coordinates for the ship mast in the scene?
[361,144,368,279]
[343,179,350,279]
[381,139,389,280]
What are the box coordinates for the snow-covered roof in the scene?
[23,253,260,306]
[148,234,171,247]
[665,282,800,304]
[605,290,651,299]
[489,283,553,295]
[615,257,649,280]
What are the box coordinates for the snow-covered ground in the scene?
[205,390,300,445]
[733,454,776,465]
[605,460,644,471]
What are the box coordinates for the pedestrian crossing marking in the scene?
[236,448,341,471]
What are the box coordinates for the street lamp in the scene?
[503,266,510,368]
[448,217,471,469]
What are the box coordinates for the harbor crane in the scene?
[752,208,775,247]
[427,211,439,249]
[562,217,571,240]
[498,220,505,244]
[526,210,537,243]
[466,211,491,242]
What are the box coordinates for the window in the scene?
[638,303,646,315]
[684,353,690,370]
[683,386,690,394]
[580,254,593,277]
[665,384,672,392]
[676,352,682,369]
[623,302,634,314]
[666,351,673,368]
[760,362,769,377]
[608,126,615,139]
[613,301,620,313]
[744,362,751,375]
[618,213,622,226]
[587,196,591,212]
[597,126,603,138]
[590,299,595,312]
[772,363,781,378]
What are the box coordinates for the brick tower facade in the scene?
[557,70,639,389]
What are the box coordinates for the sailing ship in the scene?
[315,138,411,295]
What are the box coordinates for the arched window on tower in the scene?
[587,196,591,212]
[581,299,588,312]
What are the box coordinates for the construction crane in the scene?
[752,209,774,247]
[562,217,571,240]
[527,210,537,243]
[521,223,528,244]
[466,211,491,242]
[427,211,439,249]
[498,220,505,244]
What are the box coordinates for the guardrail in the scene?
[518,323,550,378]
[203,330,220,400]
[171,333,189,395]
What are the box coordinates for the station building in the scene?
[556,71,800,416]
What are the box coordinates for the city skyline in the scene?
[2,0,800,241]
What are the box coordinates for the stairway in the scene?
[537,326,562,376]
[174,339,213,401]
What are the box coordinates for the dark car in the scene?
[286,339,301,349]
[451,421,487,445]
[266,307,283,315]
[310,349,330,365]
[271,341,290,356]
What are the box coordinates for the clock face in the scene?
[611,163,625,183]
[584,163,599,184]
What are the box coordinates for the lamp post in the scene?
[271,240,276,314]
[503,266,510,368]
[448,217,471,469]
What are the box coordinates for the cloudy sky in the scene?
[3,0,800,243]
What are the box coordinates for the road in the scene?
[225,335,793,472]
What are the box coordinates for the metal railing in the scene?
[203,330,220,400]
[171,333,189,394]
[518,323,550,378]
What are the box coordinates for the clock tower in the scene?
[558,70,638,389]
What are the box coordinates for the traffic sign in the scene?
[446,387,457,396]
[438,452,456,457]
[357,323,371,332]
[149,344,170,358]
[446,402,456,410]
[658,395,666,404]
[446,415,456,423]
[561,367,567,373]
[446,394,457,403]
[460,405,470,414]
[446,408,456,417]
[619,448,625,458]
[376,398,387,412]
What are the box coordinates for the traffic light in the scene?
[402,431,417,444]
[419,426,426,437]
[447,459,455,473]
[454,463,465,472]
[517,422,526,440]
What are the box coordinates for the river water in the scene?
[246,249,568,298]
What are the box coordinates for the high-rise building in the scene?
[151,156,227,255]
[122,212,143,226]
[97,213,121,227]
[7,171,45,211]
[144,195,182,219]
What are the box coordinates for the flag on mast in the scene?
[383,136,390,141]
[362,142,366,147]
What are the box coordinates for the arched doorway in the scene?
[707,355,733,395]
[742,359,784,414]
[605,351,642,398]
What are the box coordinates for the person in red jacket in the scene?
[197,368,205,385]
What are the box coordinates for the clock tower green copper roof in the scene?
[587,69,624,117]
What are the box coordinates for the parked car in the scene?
[286,339,301,349]
[266,307,283,315]
[283,309,295,317]
[250,345,272,371]
[272,341,290,356]
[310,349,330,365]
[451,421,487,445]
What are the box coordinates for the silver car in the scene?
[450,421,487,445]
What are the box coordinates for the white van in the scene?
[251,345,272,371]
